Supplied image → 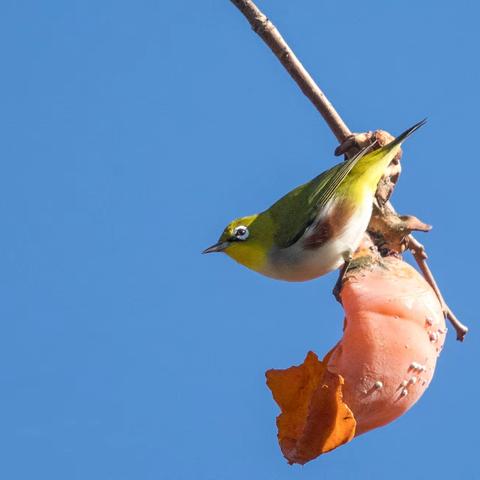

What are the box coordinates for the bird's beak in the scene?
[202,241,230,254]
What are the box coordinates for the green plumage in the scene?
[267,144,374,248]
[267,119,426,249]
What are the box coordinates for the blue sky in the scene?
[0,0,478,478]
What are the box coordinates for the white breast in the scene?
[264,200,373,282]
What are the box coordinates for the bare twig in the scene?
[229,0,468,340]
[408,236,468,341]
[230,0,351,142]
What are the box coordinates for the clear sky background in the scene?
[0,1,478,479]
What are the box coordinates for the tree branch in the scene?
[229,0,468,341]
[407,236,468,341]
[230,0,351,142]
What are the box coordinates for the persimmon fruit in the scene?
[266,250,446,464]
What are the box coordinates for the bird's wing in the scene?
[270,143,374,248]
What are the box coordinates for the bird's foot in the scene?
[333,252,353,302]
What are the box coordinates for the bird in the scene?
[203,120,425,282]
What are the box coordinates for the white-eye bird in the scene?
[203,120,425,281]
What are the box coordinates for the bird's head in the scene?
[203,213,274,273]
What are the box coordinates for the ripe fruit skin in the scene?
[266,252,447,463]
[327,255,446,435]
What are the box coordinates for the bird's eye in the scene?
[234,225,249,241]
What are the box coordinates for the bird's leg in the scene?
[333,251,353,302]
[341,250,353,278]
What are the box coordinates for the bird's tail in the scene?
[349,119,426,193]
[386,118,427,150]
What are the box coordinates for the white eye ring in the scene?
[234,225,249,241]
